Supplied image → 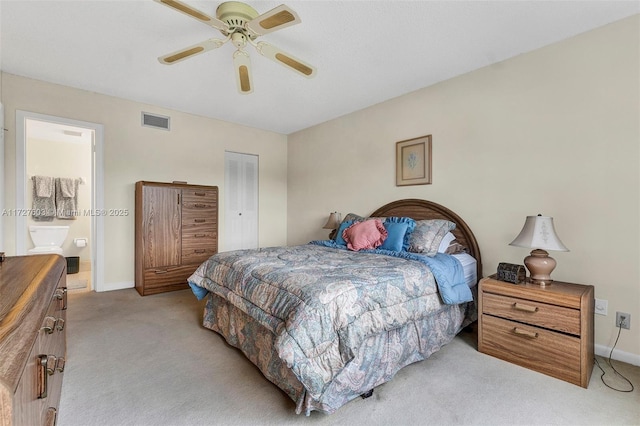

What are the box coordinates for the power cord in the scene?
[593,316,634,392]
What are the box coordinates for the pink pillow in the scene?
[343,219,388,251]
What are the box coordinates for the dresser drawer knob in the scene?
[42,316,57,334]
[54,287,68,310]
[513,302,539,313]
[46,407,57,426]
[55,356,66,373]
[55,318,65,332]
[513,327,539,339]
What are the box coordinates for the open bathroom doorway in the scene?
[15,111,104,292]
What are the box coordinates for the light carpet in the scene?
[58,289,639,426]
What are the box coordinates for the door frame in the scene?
[15,110,105,291]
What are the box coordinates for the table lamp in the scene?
[509,214,569,285]
[323,212,341,239]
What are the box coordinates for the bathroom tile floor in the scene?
[67,260,91,292]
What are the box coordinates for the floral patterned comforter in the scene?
[188,244,460,402]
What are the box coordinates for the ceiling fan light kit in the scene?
[155,0,316,94]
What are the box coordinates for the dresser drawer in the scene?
[182,188,217,201]
[143,265,195,290]
[182,190,217,211]
[482,292,581,335]
[182,248,216,265]
[182,220,218,233]
[183,236,217,251]
[182,210,217,224]
[480,314,582,386]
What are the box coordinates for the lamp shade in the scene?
[509,215,569,252]
[322,212,341,230]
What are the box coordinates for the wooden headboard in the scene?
[370,198,482,279]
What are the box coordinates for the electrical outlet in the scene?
[616,312,630,330]
[594,298,607,315]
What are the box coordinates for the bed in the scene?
[188,199,482,415]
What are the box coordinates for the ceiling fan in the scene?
[154,0,317,94]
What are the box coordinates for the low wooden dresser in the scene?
[478,276,594,388]
[0,255,67,425]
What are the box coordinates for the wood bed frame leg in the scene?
[360,389,374,399]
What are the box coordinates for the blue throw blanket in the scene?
[309,240,472,304]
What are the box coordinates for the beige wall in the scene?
[1,73,288,289]
[288,16,639,360]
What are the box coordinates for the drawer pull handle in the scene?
[42,316,57,334]
[37,355,49,398]
[194,249,206,254]
[194,219,206,223]
[46,355,57,376]
[193,203,208,208]
[54,287,68,310]
[56,318,65,332]
[194,234,206,238]
[44,407,58,426]
[194,191,206,196]
[154,270,168,274]
[513,302,539,313]
[46,407,57,426]
[513,327,538,339]
[56,356,66,373]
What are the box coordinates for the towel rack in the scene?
[29,176,86,184]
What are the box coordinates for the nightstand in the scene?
[478,276,594,388]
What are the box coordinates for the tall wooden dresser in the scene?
[0,255,67,426]
[135,181,218,296]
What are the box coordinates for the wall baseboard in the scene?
[99,281,134,292]
[595,344,640,367]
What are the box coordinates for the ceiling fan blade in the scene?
[233,50,253,94]
[154,0,229,32]
[245,4,301,36]
[158,38,227,64]
[255,42,316,78]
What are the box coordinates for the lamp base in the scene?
[524,249,556,286]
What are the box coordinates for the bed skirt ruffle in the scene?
[202,292,474,415]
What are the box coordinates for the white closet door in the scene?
[224,151,258,251]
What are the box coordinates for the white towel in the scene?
[55,178,79,219]
[32,177,56,221]
[58,177,76,197]
[34,175,54,197]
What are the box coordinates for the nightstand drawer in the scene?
[480,314,582,386]
[483,292,581,335]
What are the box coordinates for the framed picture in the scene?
[396,135,432,186]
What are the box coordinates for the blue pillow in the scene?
[384,217,416,251]
[380,222,409,252]
[334,220,354,246]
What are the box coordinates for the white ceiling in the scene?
[1,1,638,135]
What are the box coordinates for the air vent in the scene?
[141,112,170,131]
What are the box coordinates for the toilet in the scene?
[27,225,69,255]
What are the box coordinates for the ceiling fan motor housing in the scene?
[216,1,258,36]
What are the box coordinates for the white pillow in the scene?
[437,232,456,253]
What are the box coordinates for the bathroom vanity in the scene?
[0,255,67,425]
